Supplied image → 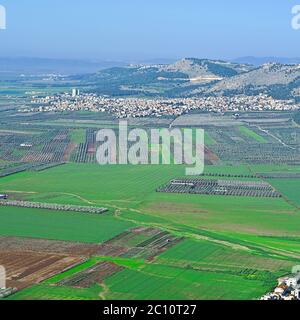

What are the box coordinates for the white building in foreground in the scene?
[261,273,300,300]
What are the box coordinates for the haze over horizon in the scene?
[0,0,299,61]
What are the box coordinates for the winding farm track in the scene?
[99,282,110,300]
[254,125,296,150]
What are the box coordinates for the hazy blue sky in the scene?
[0,0,299,60]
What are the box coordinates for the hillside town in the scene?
[261,273,300,300]
[19,91,299,118]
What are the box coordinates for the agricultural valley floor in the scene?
[0,111,300,300]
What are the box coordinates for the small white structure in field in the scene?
[20,143,33,148]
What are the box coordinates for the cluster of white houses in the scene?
[21,92,299,118]
[261,274,300,300]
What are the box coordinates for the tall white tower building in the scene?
[72,88,80,97]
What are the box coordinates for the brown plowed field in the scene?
[0,227,183,292]
[0,251,84,290]
[205,146,219,162]
[0,236,102,256]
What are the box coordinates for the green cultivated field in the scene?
[9,284,102,300]
[105,265,269,300]
[70,129,87,144]
[9,241,291,300]
[7,264,269,300]
[204,132,217,145]
[157,239,294,271]
[0,164,299,239]
[0,164,185,207]
[1,163,300,300]
[239,126,267,143]
[268,179,300,207]
[0,206,134,243]
[138,191,298,236]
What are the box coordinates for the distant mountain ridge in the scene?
[188,62,300,99]
[160,58,253,81]
[233,56,300,66]
[3,56,299,100]
[75,58,300,100]
[74,58,254,95]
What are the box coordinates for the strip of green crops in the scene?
[239,126,267,143]
[0,206,134,243]
[70,129,86,144]
[204,132,217,145]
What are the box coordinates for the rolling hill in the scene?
[189,63,300,99]
[72,58,300,100]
